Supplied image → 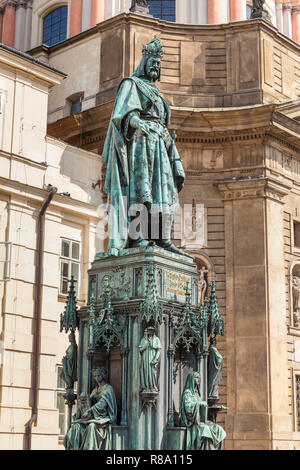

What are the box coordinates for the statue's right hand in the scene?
[138,121,150,137]
[130,114,149,136]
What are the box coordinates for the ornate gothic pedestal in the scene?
[62,246,226,450]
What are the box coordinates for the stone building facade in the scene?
[0,44,104,449]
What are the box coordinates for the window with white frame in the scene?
[60,238,80,296]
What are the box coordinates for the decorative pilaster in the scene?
[0,12,3,43]
[292,6,300,44]
[283,2,293,38]
[2,1,17,47]
[216,176,292,447]
[275,0,284,33]
[69,0,82,37]
[24,0,33,52]
[230,0,246,22]
[14,1,27,51]
[90,0,105,27]
[207,0,221,24]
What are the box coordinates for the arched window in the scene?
[148,0,176,22]
[43,6,68,46]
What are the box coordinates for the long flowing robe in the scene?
[62,342,77,389]
[180,373,226,450]
[64,383,117,451]
[207,346,223,400]
[102,60,185,256]
[139,334,161,391]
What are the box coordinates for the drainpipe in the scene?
[25,186,57,450]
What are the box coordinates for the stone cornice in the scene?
[28,12,300,57]
[215,177,292,204]
[0,176,101,219]
[0,44,66,85]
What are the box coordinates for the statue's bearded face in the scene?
[146,56,161,82]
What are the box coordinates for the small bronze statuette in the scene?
[180,372,226,450]
[139,326,161,393]
[251,0,271,22]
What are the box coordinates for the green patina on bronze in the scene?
[101,36,191,259]
[89,276,126,353]
[64,367,117,450]
[60,277,79,429]
[60,276,79,334]
[180,372,226,450]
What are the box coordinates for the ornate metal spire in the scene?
[60,276,79,333]
[207,280,225,338]
[140,264,162,327]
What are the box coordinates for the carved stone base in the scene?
[251,10,271,22]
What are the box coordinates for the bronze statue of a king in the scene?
[102,36,189,258]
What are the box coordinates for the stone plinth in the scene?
[90,246,199,307]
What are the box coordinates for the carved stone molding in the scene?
[216,177,292,204]
[140,390,158,410]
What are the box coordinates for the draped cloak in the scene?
[102,65,185,256]
[139,334,161,391]
[62,342,77,389]
[208,346,223,400]
[179,373,226,450]
[64,383,117,451]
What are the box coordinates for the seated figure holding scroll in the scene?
[64,367,117,450]
[179,372,226,450]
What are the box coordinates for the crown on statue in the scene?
[142,36,164,59]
